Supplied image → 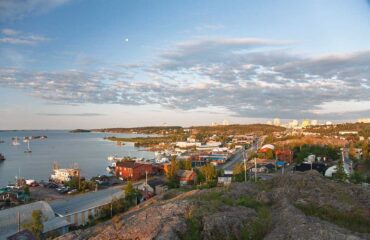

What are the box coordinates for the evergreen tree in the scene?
[335,160,347,181]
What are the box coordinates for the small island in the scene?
[70,129,91,133]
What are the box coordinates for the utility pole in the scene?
[243,150,247,182]
[254,157,257,182]
[17,211,20,232]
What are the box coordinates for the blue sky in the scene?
[0,0,370,129]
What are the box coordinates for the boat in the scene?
[24,140,32,153]
[0,138,4,144]
[107,155,126,162]
[0,153,5,161]
[12,137,20,146]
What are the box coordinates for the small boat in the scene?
[24,140,32,153]
[12,137,20,146]
[0,153,5,161]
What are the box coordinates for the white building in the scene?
[311,120,318,126]
[51,168,80,183]
[273,118,281,126]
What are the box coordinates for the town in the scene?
[0,119,369,239]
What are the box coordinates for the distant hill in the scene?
[69,129,91,133]
[306,123,370,137]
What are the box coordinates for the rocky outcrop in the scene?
[57,171,370,240]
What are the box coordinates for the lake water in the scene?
[0,130,155,186]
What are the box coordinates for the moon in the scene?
[125,38,129,42]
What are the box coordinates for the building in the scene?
[357,118,370,123]
[50,167,80,184]
[273,118,281,126]
[115,161,153,181]
[311,120,318,126]
[177,170,197,186]
[301,119,310,128]
[339,131,358,135]
[0,201,70,239]
[275,149,294,164]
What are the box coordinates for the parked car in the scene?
[67,189,78,195]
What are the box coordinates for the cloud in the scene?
[37,113,106,117]
[1,37,369,120]
[1,28,19,35]
[194,24,224,31]
[0,0,70,21]
[0,29,49,45]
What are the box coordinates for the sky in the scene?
[0,0,370,129]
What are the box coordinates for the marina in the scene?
[0,130,155,186]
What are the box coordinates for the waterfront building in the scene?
[115,161,153,181]
[51,167,80,184]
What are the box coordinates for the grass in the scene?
[180,217,202,240]
[241,207,272,240]
[296,203,370,233]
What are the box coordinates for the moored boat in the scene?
[12,137,20,146]
[0,153,5,161]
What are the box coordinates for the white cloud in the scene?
[0,0,70,21]
[1,37,369,121]
[0,29,49,45]
[1,28,19,35]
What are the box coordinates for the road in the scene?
[219,138,259,172]
[49,181,143,215]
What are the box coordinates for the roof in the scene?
[177,170,196,179]
[260,144,275,150]
[116,161,145,169]
[0,201,58,239]
[43,217,70,233]
[6,230,36,240]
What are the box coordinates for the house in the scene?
[177,170,197,186]
[275,149,293,164]
[115,161,153,181]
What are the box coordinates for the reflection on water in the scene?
[0,130,154,186]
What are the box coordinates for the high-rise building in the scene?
[273,118,281,126]
[301,119,310,128]
[311,120,318,126]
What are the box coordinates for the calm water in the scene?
[0,130,154,186]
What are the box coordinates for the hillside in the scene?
[57,171,370,240]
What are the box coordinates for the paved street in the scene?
[49,181,144,215]
[220,138,259,171]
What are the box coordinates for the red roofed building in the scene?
[275,149,293,164]
[115,161,153,181]
[177,170,197,186]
